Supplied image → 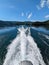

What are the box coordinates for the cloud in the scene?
[40,0,46,8]
[47,0,49,8]
[27,13,32,19]
[21,12,32,20]
[0,4,15,9]
[9,5,15,9]
[37,0,49,9]
[21,12,24,16]
[36,5,41,10]
[45,15,49,18]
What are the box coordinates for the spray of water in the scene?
[3,27,46,65]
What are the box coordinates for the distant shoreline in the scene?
[0,20,49,29]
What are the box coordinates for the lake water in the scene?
[0,26,49,65]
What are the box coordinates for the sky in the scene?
[0,0,49,21]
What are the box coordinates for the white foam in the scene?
[3,27,46,65]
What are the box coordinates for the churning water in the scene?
[3,27,46,65]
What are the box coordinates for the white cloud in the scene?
[36,5,41,10]
[0,4,15,9]
[45,15,49,18]
[37,0,49,9]
[21,12,24,16]
[40,0,46,8]
[27,13,32,19]
[47,0,49,8]
[9,5,15,9]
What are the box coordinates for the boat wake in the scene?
[3,27,46,65]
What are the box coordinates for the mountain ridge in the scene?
[0,20,49,27]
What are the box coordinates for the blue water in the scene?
[0,26,49,65]
[32,27,49,34]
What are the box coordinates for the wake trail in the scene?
[3,27,46,65]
